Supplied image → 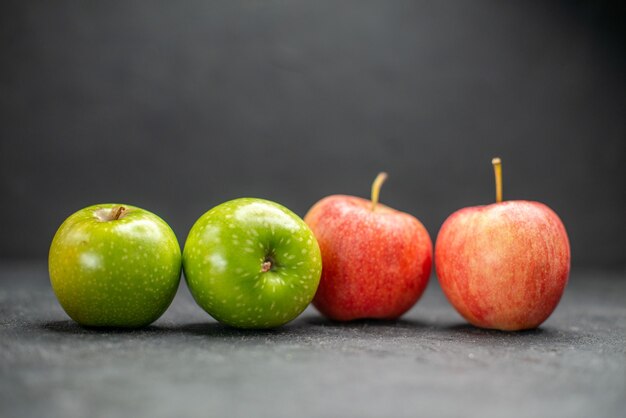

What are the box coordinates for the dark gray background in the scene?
[1,4,625,418]
[1,1,624,269]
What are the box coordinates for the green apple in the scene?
[49,204,182,328]
[183,198,322,329]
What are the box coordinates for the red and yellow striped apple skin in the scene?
[305,195,432,321]
[435,200,570,331]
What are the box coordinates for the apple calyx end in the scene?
[261,260,272,273]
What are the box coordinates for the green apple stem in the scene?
[492,157,503,203]
[95,206,127,222]
[371,172,388,211]
[112,206,127,220]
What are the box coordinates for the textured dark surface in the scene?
[0,262,624,418]
[1,1,625,267]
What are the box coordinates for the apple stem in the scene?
[261,261,272,273]
[371,172,388,211]
[492,158,503,203]
[111,206,127,220]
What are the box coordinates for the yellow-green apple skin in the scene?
[183,198,322,329]
[49,204,182,328]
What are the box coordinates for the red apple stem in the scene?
[492,158,503,203]
[371,172,388,211]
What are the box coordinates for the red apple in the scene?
[304,173,433,321]
[435,158,570,331]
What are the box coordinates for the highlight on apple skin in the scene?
[305,173,433,321]
[435,158,571,331]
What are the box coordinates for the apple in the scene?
[304,173,433,321]
[183,198,322,329]
[49,204,182,328]
[435,158,571,331]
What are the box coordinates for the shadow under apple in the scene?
[303,316,431,330]
[441,322,586,347]
[174,321,293,337]
[39,320,174,335]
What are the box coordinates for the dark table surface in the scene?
[1,262,624,418]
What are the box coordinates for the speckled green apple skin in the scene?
[49,204,182,328]
[183,198,322,329]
